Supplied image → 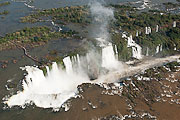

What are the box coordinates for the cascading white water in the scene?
[132,46,142,59]
[136,30,139,37]
[145,27,151,34]
[71,56,76,64]
[77,54,80,65]
[4,62,90,110]
[63,56,73,74]
[156,25,159,32]
[102,43,119,70]
[122,32,127,38]
[46,66,50,76]
[4,44,121,110]
[4,1,180,112]
[3,1,122,111]
[114,45,118,55]
[174,44,177,51]
[146,47,149,56]
[173,21,176,28]
[122,33,142,59]
[148,27,151,34]
[145,27,148,34]
[156,44,162,54]
[127,35,143,59]
[160,45,163,52]
[114,45,118,59]
[156,45,160,54]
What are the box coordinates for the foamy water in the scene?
[3,43,180,111]
[4,62,90,110]
[95,54,180,83]
[127,35,143,59]
[3,0,179,112]
[102,43,120,70]
[3,1,136,110]
[3,43,121,110]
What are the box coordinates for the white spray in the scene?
[127,35,143,59]
[4,62,90,110]
[3,1,122,111]
[173,21,176,28]
[90,1,114,46]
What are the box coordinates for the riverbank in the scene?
[0,1,180,120]
[1,54,180,120]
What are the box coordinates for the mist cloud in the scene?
[89,1,114,45]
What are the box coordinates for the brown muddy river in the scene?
[0,0,179,120]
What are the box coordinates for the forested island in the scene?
[0,3,179,63]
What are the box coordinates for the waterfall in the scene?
[127,35,142,59]
[132,45,142,59]
[114,45,118,54]
[127,35,134,46]
[4,43,121,110]
[51,21,55,26]
[136,30,139,37]
[145,27,151,34]
[4,62,90,110]
[77,54,80,65]
[173,21,176,28]
[63,56,73,74]
[148,27,151,34]
[46,66,50,76]
[132,47,137,58]
[174,44,177,51]
[122,32,127,38]
[146,47,149,56]
[51,62,59,74]
[4,1,123,111]
[156,46,159,54]
[114,45,118,60]
[160,45,163,52]
[145,27,148,34]
[102,44,119,69]
[72,56,77,64]
[156,25,159,32]
[156,44,162,54]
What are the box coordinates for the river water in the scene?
[0,0,178,35]
[0,0,179,120]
